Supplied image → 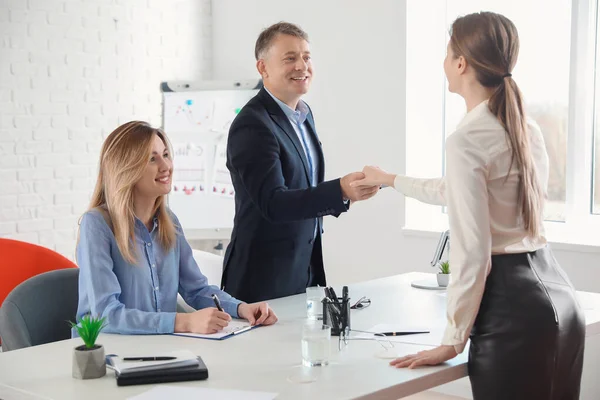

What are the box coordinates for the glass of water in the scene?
[306,286,324,320]
[301,322,331,367]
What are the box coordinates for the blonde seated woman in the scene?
[74,121,277,335]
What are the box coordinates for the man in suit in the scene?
[222,22,379,303]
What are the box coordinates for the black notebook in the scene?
[111,356,209,386]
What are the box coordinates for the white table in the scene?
[1,272,599,400]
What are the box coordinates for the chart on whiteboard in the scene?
[163,90,257,135]
[171,142,207,196]
[163,89,258,199]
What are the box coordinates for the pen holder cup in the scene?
[322,298,351,336]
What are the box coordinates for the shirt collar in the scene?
[134,215,159,233]
[456,100,489,131]
[264,87,309,125]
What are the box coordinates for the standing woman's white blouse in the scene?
[395,100,549,353]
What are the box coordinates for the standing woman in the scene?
[353,12,585,399]
[75,121,277,336]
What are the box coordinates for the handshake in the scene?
[340,166,395,202]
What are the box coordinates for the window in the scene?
[406,0,600,246]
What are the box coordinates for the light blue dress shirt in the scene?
[74,208,241,336]
[265,88,319,186]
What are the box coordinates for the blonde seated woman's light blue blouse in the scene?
[74,209,241,335]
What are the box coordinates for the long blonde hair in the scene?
[86,121,177,264]
[450,12,543,237]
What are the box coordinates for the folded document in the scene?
[107,350,199,374]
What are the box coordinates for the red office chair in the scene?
[0,238,78,345]
[0,238,77,307]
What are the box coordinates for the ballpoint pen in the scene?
[341,286,350,331]
[329,287,339,301]
[379,331,430,336]
[324,287,333,301]
[212,294,224,312]
[122,356,177,361]
[232,325,253,335]
[327,287,341,313]
[323,287,340,327]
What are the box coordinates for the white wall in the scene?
[212,0,407,285]
[211,0,600,293]
[0,0,212,258]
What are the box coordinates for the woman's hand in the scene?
[350,166,396,188]
[175,308,231,334]
[238,302,278,326]
[389,345,458,369]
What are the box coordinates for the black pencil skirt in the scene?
[468,246,586,400]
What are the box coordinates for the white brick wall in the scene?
[0,0,212,259]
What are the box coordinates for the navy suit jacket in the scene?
[221,88,348,302]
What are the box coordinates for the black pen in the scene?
[329,286,339,301]
[123,356,176,361]
[327,286,341,313]
[380,331,430,336]
[212,294,224,312]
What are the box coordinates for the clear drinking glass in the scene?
[306,286,324,320]
[301,323,331,367]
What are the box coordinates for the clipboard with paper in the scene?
[172,320,260,340]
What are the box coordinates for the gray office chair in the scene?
[0,268,79,352]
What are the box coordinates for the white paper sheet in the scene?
[173,320,256,340]
[358,324,445,347]
[127,386,278,400]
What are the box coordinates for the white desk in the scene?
[1,272,599,400]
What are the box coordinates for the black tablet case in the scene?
[114,356,209,386]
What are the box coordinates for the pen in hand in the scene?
[212,294,224,312]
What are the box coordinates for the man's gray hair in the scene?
[255,22,309,60]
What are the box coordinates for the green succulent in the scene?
[438,261,450,274]
[69,314,107,349]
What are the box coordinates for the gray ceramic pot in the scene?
[72,344,106,379]
[437,273,450,287]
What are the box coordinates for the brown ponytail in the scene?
[450,12,543,237]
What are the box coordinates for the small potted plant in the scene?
[69,314,108,379]
[437,261,450,287]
